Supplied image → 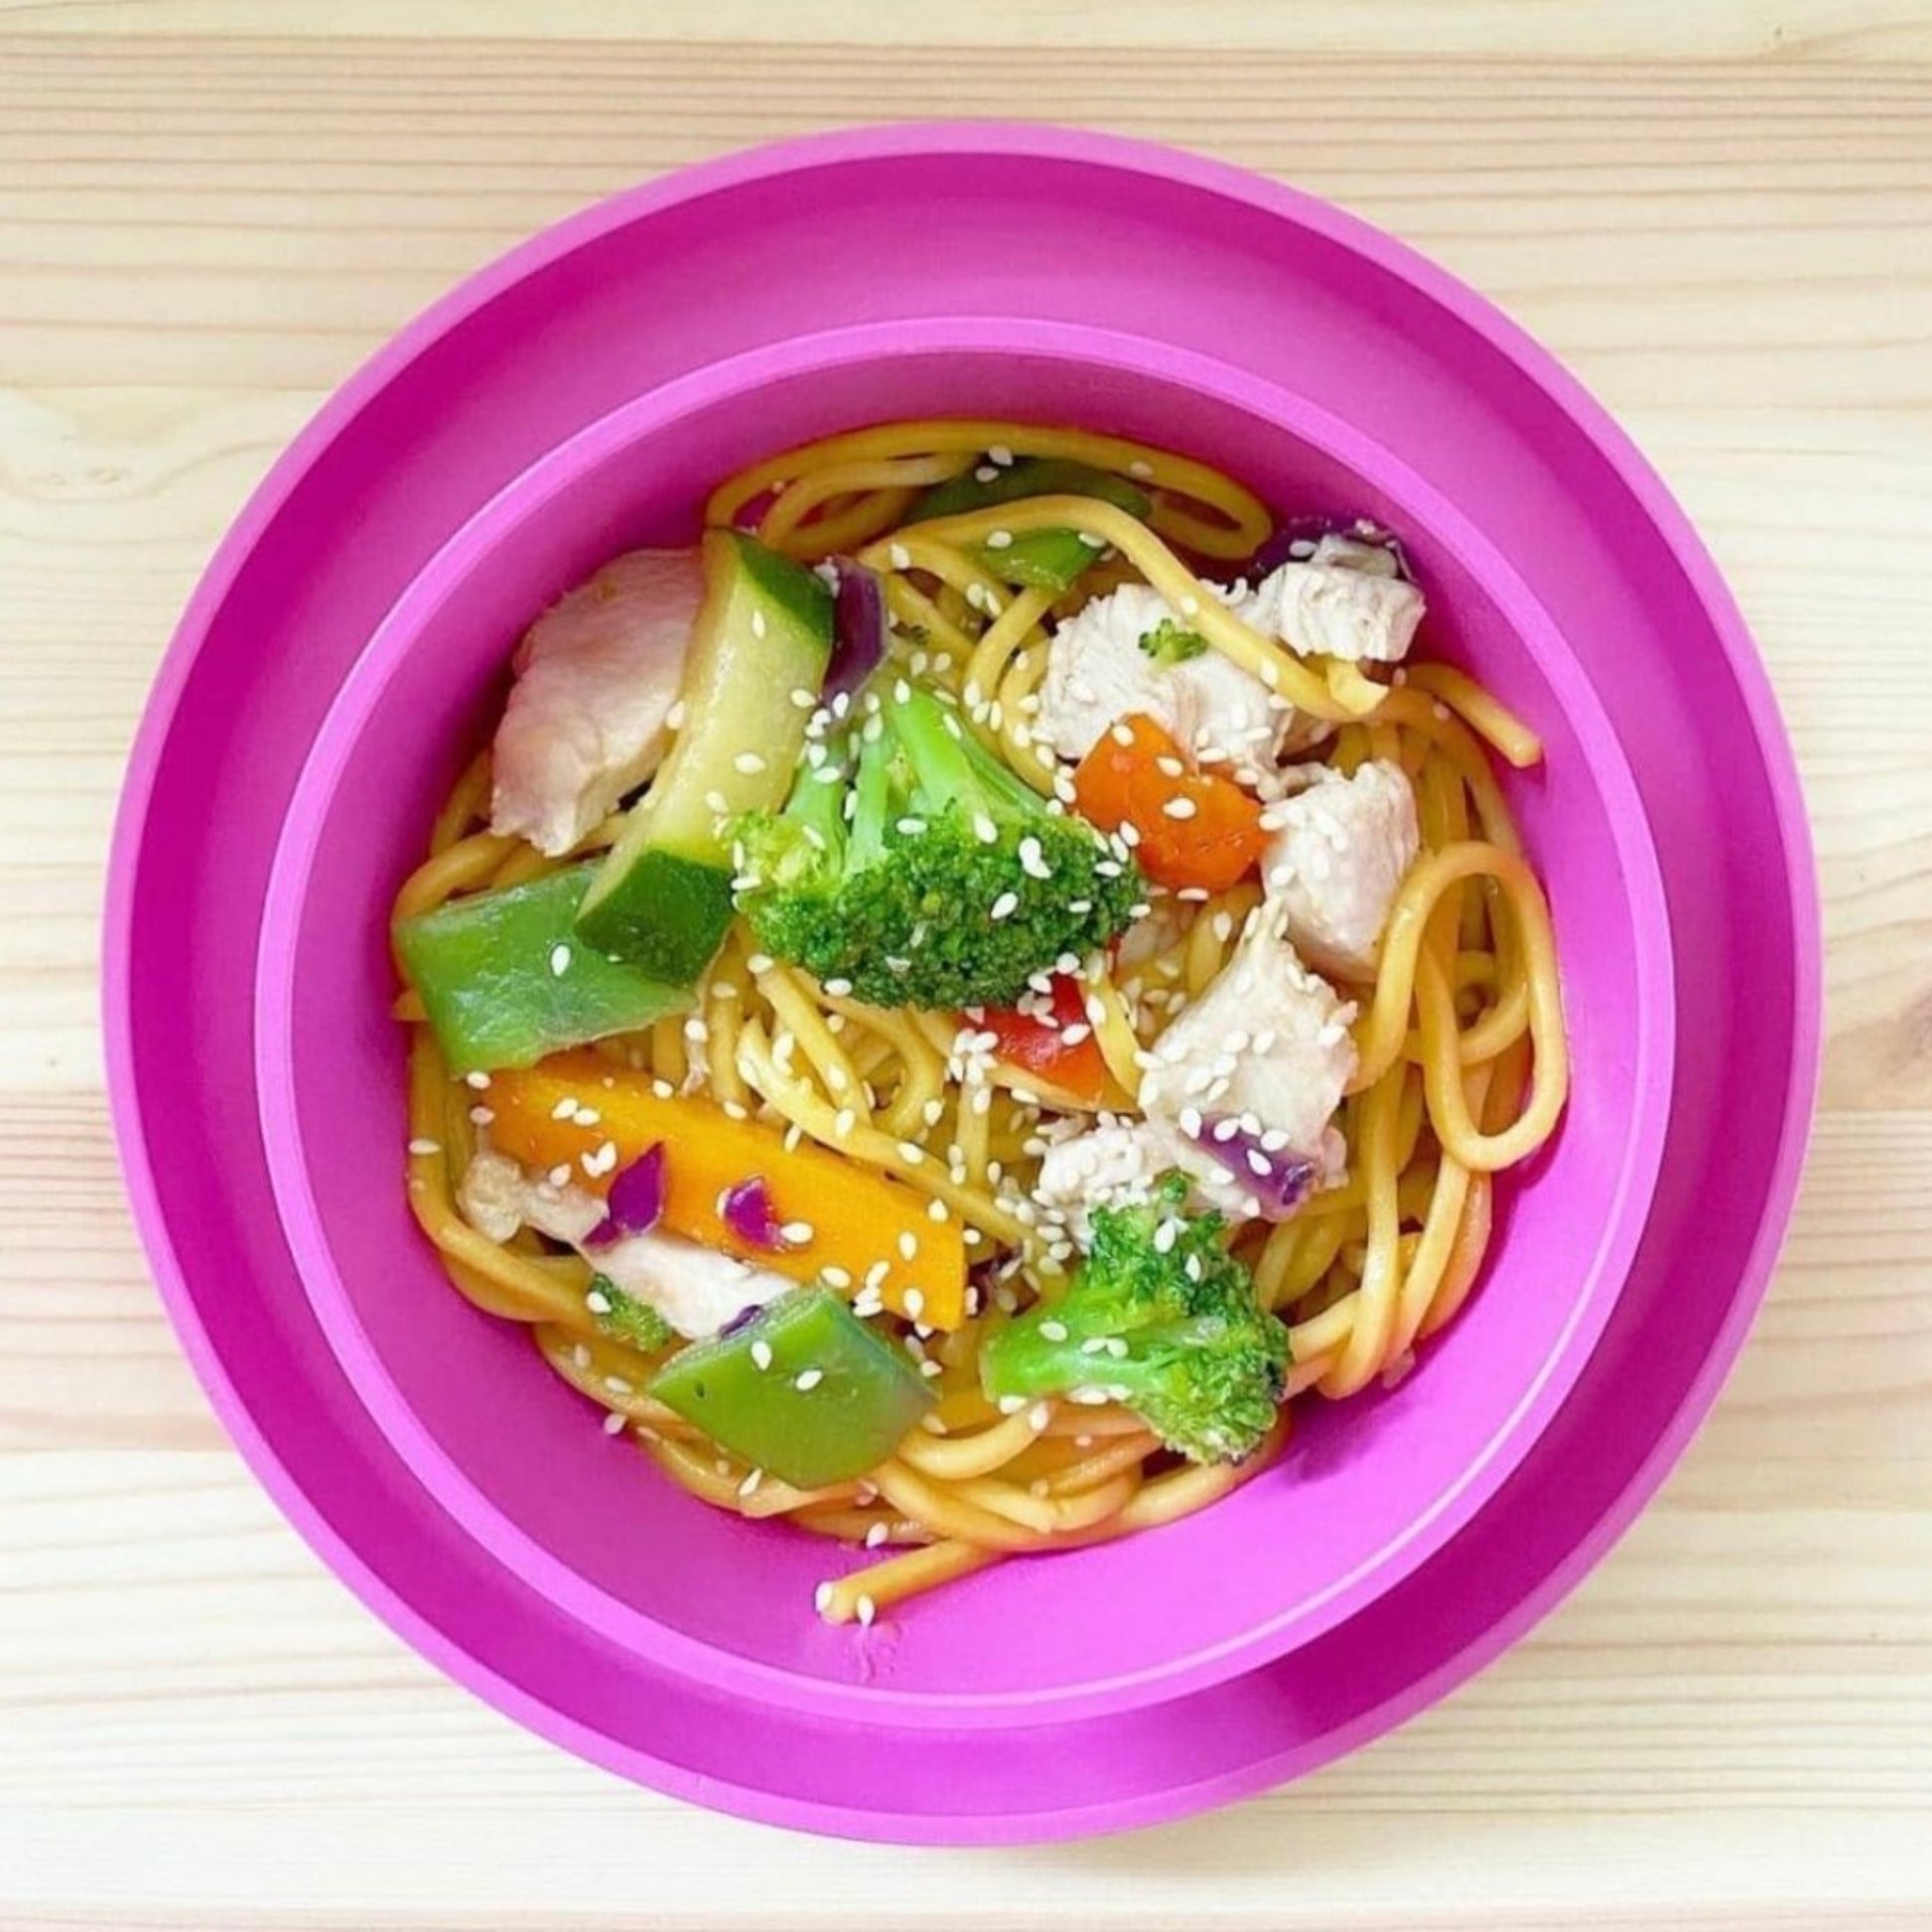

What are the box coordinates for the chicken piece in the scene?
[1244,548,1424,665]
[1262,759,1420,980]
[1138,898,1357,1169]
[456,1148,788,1339]
[458,1147,606,1246]
[489,547,704,856]
[1036,583,1291,783]
[1034,1117,1265,1244]
[586,1229,790,1340]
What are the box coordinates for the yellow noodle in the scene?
[399,421,1570,1623]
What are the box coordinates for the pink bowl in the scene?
[106,125,1817,1838]
[256,320,1671,1727]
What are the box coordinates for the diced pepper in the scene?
[649,1288,935,1488]
[483,1050,965,1329]
[393,864,691,1073]
[1072,713,1269,894]
[909,457,1151,526]
[974,975,1109,1104]
[909,459,1152,597]
[973,528,1105,594]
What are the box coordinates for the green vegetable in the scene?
[589,1276,676,1354]
[732,680,1143,1008]
[975,529,1107,594]
[649,1288,934,1487]
[909,456,1152,526]
[393,863,690,1073]
[575,529,834,984]
[980,1175,1289,1463]
[1139,618,1208,664]
[911,459,1154,598]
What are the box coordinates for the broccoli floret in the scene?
[733,681,1143,1008]
[980,1175,1289,1463]
[1138,618,1208,664]
[588,1275,676,1354]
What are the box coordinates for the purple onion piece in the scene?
[718,1303,764,1340]
[721,1174,784,1251]
[603,1142,667,1236]
[1186,1116,1316,1220]
[824,557,888,702]
[1221,515,1408,589]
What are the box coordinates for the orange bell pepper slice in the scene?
[483,1049,964,1328]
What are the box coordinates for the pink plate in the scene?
[106,124,1818,1841]
[256,319,1671,1727]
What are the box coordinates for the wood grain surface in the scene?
[2,5,1929,1927]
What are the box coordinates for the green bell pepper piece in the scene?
[393,862,691,1073]
[909,456,1152,525]
[649,1288,934,1487]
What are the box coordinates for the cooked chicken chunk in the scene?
[489,547,703,856]
[587,1230,790,1340]
[458,1147,606,1245]
[456,1147,787,1339]
[1034,1117,1265,1243]
[1262,759,1420,980]
[1138,898,1357,1170]
[1036,583,1290,782]
[1244,548,1424,665]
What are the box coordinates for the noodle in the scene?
[395,419,1568,1620]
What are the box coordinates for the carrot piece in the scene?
[483,1049,964,1329]
[1071,713,1269,893]
[974,976,1109,1104]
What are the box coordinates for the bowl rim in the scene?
[103,121,1819,1839]
[252,309,1675,1729]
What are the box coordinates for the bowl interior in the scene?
[258,325,1671,1724]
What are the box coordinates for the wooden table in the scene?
[3,5,1928,1926]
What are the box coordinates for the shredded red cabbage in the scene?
[721,1174,784,1250]
[583,1142,665,1248]
[1186,1116,1316,1220]
[825,557,888,701]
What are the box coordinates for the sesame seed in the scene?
[733,751,766,775]
[821,1265,853,1290]
[814,1582,835,1614]
[1162,796,1198,820]
[889,542,912,570]
[780,1220,815,1245]
[897,1140,926,1165]
[665,700,687,731]
[704,788,730,814]
[790,686,817,709]
[975,464,999,483]
[585,1288,613,1315]
[824,977,854,998]
[1128,459,1154,479]
[856,1593,878,1628]
[902,1287,925,1320]
[990,892,1020,920]
[548,1164,574,1187]
[1109,721,1136,748]
[997,1395,1027,1416]
[747,952,773,974]
[407,1137,440,1157]
[866,1521,891,1549]
[834,1108,857,1138]
[549,944,572,977]
[1077,531,1106,548]
[865,1259,891,1291]
[988,444,1014,466]
[1039,1319,1069,1341]
[464,1070,491,1090]
[1180,596,1200,618]
[985,529,1014,550]
[926,1198,948,1222]
[794,1368,825,1393]
[602,1411,628,1436]
[551,1097,579,1121]
[751,1339,773,1371]
[469,1105,494,1125]
[751,609,767,639]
